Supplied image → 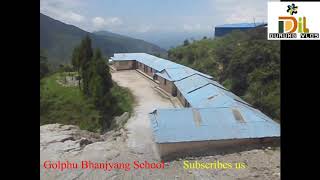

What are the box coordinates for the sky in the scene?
[40,0,271,48]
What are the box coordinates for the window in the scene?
[164,79,167,85]
[232,108,245,123]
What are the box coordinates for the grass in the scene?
[109,82,135,129]
[111,82,135,114]
[40,72,135,133]
[40,73,101,132]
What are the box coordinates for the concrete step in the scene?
[154,86,183,108]
[171,97,184,108]
[154,86,171,99]
[135,69,159,84]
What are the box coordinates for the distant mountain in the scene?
[92,30,167,56]
[40,13,166,65]
[124,31,214,50]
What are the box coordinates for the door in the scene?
[172,86,177,97]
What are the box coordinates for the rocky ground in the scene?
[56,74,79,87]
[40,70,280,180]
[40,124,280,180]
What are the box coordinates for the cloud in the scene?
[40,0,85,23]
[137,25,152,33]
[68,12,85,22]
[40,0,271,34]
[224,9,266,24]
[92,17,123,30]
[183,24,202,32]
[92,17,105,28]
[106,17,123,26]
[211,0,269,25]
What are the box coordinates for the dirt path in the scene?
[111,70,174,159]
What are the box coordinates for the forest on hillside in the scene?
[40,13,166,67]
[168,28,280,121]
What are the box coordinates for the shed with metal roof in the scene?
[214,22,267,37]
[111,53,183,72]
[149,107,280,159]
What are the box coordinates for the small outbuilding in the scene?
[215,22,267,37]
[149,106,280,160]
[110,53,140,70]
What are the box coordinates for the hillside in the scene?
[168,28,280,120]
[124,31,214,50]
[40,13,166,66]
[40,72,102,132]
[40,72,134,132]
[93,31,167,56]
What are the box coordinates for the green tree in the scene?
[63,64,73,72]
[78,34,94,96]
[71,45,82,88]
[183,39,190,46]
[40,50,49,79]
[71,45,80,72]
[87,49,114,129]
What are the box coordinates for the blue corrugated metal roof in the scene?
[186,84,234,107]
[149,107,280,143]
[156,67,212,81]
[174,74,225,93]
[111,53,184,72]
[111,53,144,61]
[174,74,250,107]
[112,52,279,144]
[112,53,213,81]
[216,22,267,28]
